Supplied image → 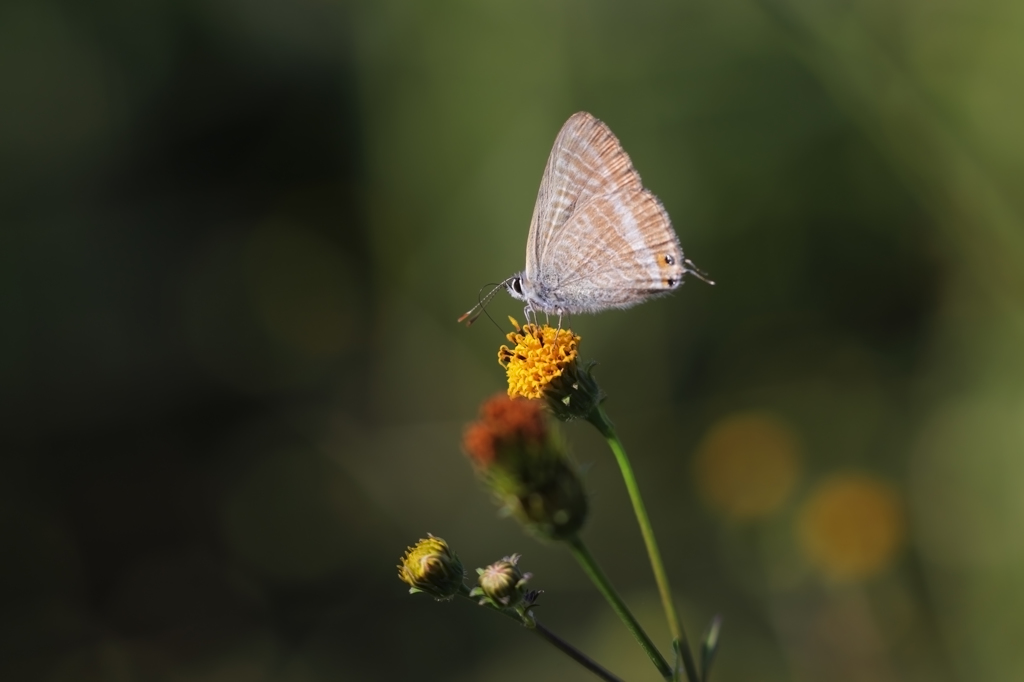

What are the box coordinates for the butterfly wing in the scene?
[530,188,686,313]
[525,112,644,279]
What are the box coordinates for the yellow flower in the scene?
[498,318,580,400]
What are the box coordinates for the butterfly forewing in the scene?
[526,112,644,277]
[532,189,685,312]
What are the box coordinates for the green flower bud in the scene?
[511,459,589,540]
[397,534,464,600]
[463,395,589,541]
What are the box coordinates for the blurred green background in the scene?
[4,0,1024,680]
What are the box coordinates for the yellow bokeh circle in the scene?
[797,473,905,582]
[694,411,802,521]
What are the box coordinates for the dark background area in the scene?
[3,1,1024,680]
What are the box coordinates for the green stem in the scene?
[457,590,625,682]
[566,534,673,681]
[532,622,626,682]
[586,405,700,682]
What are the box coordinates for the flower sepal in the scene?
[543,359,605,422]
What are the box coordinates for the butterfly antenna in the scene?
[457,281,507,326]
[684,259,715,286]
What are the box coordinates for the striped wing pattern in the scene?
[526,112,642,276]
[523,112,685,313]
[532,190,684,312]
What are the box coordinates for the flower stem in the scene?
[585,404,700,682]
[532,621,626,682]
[566,534,673,681]
[457,589,625,682]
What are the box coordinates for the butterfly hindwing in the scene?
[530,189,685,312]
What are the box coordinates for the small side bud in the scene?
[397,534,465,601]
[472,554,532,608]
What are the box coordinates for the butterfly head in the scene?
[505,273,527,303]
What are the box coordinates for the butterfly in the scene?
[460,111,710,325]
